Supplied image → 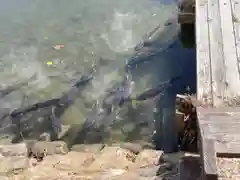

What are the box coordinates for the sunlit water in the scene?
[0,0,196,146]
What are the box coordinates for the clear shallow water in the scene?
[0,0,196,145]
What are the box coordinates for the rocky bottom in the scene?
[0,141,201,180]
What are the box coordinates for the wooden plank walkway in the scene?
[196,0,240,107]
[196,0,240,178]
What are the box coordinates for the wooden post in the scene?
[178,0,195,24]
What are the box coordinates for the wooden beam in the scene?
[207,0,227,107]
[177,0,195,24]
[216,141,240,158]
[201,138,218,180]
[219,0,240,98]
[231,0,240,70]
[196,0,213,105]
[178,13,195,24]
[197,107,218,179]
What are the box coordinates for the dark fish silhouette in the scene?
[10,75,93,117]
[130,76,181,101]
[126,18,180,68]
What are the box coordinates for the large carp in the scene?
[126,17,180,68]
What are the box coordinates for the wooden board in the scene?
[201,124,240,136]
[197,106,240,179]
[196,0,240,107]
[197,107,240,113]
[200,115,240,124]
[178,13,195,24]
[197,107,240,121]
[198,106,240,158]
[197,108,218,179]
[196,0,213,106]
[207,0,226,106]
[215,141,240,158]
[232,0,240,65]
[219,0,240,99]
[201,138,218,180]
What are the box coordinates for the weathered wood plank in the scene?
[207,0,226,107]
[197,107,240,114]
[196,0,213,105]
[201,120,240,125]
[208,123,240,133]
[231,0,240,75]
[197,107,240,159]
[199,115,240,123]
[197,107,240,124]
[201,138,218,180]
[198,122,240,158]
[196,0,240,106]
[219,0,240,99]
[204,129,240,142]
[198,114,238,125]
[197,110,218,179]
[215,141,240,158]
[178,13,195,24]
[201,124,240,137]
